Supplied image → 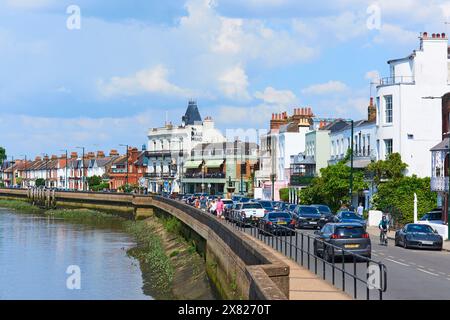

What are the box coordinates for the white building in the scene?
[375,32,450,177]
[146,100,225,193]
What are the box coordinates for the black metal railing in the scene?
[224,215,387,300]
[173,197,387,300]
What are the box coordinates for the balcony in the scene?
[145,172,176,179]
[431,176,449,192]
[184,172,226,179]
[378,76,415,86]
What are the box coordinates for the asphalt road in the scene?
[231,221,450,300]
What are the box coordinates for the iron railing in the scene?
[178,198,388,300]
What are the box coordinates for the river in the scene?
[0,208,151,300]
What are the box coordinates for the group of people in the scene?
[191,196,225,219]
[339,201,365,218]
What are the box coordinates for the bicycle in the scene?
[379,228,388,246]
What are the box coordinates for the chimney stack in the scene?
[51,155,58,160]
[70,152,78,159]
[97,151,105,158]
[35,156,42,161]
[110,149,119,157]
[368,97,376,122]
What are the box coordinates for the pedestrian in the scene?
[357,203,364,217]
[195,197,200,209]
[216,197,224,219]
[200,196,207,211]
[210,200,217,215]
[339,202,348,212]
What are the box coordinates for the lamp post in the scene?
[349,119,354,206]
[9,156,15,187]
[19,154,27,188]
[119,144,129,188]
[41,153,48,188]
[75,147,85,191]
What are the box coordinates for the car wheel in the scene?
[403,239,408,249]
[394,237,399,247]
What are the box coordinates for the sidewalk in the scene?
[366,226,450,252]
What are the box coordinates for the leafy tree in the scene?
[119,183,139,193]
[372,176,436,225]
[87,175,103,189]
[0,147,6,165]
[91,182,109,192]
[366,153,408,186]
[299,162,367,212]
[35,178,46,187]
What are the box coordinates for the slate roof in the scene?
[182,100,202,125]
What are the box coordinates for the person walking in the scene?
[210,199,217,215]
[200,196,207,211]
[357,203,364,217]
[216,197,224,219]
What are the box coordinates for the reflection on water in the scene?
[0,209,151,300]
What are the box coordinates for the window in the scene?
[385,95,393,123]
[384,139,393,157]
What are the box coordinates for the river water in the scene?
[0,209,151,300]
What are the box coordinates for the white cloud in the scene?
[5,0,54,9]
[216,104,283,126]
[218,65,250,100]
[97,65,192,98]
[302,80,348,95]
[254,87,297,105]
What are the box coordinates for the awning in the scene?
[204,160,224,168]
[184,160,202,169]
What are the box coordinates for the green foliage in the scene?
[372,176,437,225]
[91,182,109,192]
[162,217,182,235]
[0,199,44,214]
[367,153,408,186]
[119,183,139,193]
[279,188,290,202]
[35,178,46,187]
[298,162,367,212]
[0,147,6,165]
[87,175,102,188]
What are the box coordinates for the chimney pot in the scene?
[442,33,446,38]
[432,33,436,38]
[423,31,428,38]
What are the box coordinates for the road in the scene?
[231,221,450,300]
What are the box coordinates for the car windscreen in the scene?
[406,224,434,233]
[340,212,361,220]
[242,203,263,209]
[298,206,319,214]
[335,226,365,238]
[289,204,297,210]
[268,212,291,219]
[259,201,273,208]
[314,205,331,213]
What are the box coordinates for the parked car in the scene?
[258,211,296,235]
[286,204,298,215]
[257,200,274,212]
[395,223,443,250]
[419,208,445,225]
[234,202,266,226]
[335,211,367,228]
[311,204,336,227]
[292,205,322,229]
[222,199,235,220]
[313,223,372,261]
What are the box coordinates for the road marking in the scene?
[418,265,425,268]
[438,272,446,275]
[385,258,409,266]
[417,268,439,276]
[378,253,385,256]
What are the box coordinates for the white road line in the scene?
[417,268,439,276]
[418,265,425,268]
[439,272,446,275]
[385,258,409,266]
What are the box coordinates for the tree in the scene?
[0,147,6,165]
[299,162,367,212]
[35,178,45,187]
[87,175,103,190]
[366,153,408,186]
[279,188,290,202]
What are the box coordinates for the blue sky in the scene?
[1,0,449,158]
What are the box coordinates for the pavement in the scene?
[366,226,450,252]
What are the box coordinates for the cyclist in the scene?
[378,215,389,245]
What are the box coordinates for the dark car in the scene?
[286,204,298,214]
[311,204,336,227]
[395,224,443,250]
[222,199,235,220]
[336,211,367,228]
[258,211,296,235]
[293,205,322,229]
[257,200,274,212]
[313,223,372,261]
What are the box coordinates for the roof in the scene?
[182,100,202,125]
[320,119,350,133]
[430,138,449,151]
[295,155,316,165]
[345,158,372,169]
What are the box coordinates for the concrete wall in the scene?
[0,188,289,300]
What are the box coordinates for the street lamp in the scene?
[75,147,85,191]
[119,144,129,188]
